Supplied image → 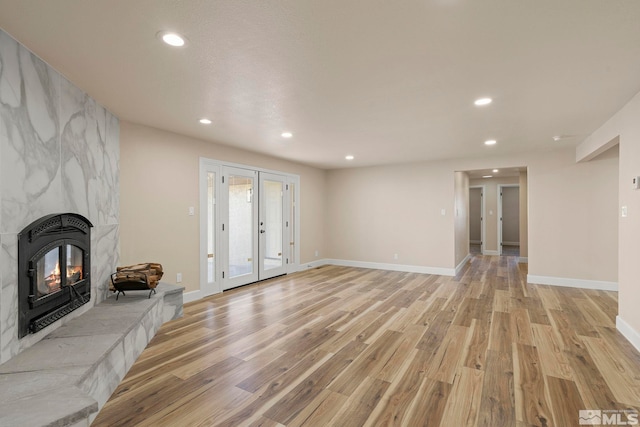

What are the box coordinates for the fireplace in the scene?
[18,213,92,338]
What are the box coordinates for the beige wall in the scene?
[454,172,470,267]
[578,88,640,343]
[326,162,455,270]
[326,147,618,284]
[527,146,618,282]
[120,122,326,293]
[519,170,529,258]
[469,176,520,253]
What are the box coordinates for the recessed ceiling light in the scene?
[474,98,492,106]
[484,140,497,146]
[281,132,293,138]
[553,134,577,141]
[199,118,212,125]
[345,155,354,161]
[483,175,493,178]
[157,31,186,47]
[492,169,499,173]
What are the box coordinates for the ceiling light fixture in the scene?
[281,132,293,138]
[492,169,499,173]
[157,31,186,47]
[474,97,492,106]
[345,155,354,161]
[484,140,497,146]
[483,175,493,178]
[199,118,212,124]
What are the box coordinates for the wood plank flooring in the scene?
[93,255,640,426]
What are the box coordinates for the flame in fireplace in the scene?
[67,265,83,285]
[45,261,61,292]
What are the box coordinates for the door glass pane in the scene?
[37,247,61,297]
[263,180,283,271]
[207,172,216,282]
[66,244,84,285]
[229,175,254,278]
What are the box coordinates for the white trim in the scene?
[470,240,482,245]
[518,257,528,264]
[502,241,520,246]
[455,254,472,275]
[616,316,640,353]
[527,274,618,291]
[183,290,203,304]
[323,259,455,276]
[483,250,500,256]
[298,259,330,271]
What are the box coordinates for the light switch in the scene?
[622,206,628,217]
[441,208,446,216]
[188,206,195,216]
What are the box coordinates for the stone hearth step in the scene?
[0,282,183,427]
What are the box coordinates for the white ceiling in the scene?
[1,0,639,169]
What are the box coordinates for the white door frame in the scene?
[199,157,300,296]
[498,184,519,256]
[469,185,485,255]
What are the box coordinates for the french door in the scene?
[200,159,297,295]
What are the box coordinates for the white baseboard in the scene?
[183,290,202,304]
[455,254,472,275]
[518,257,528,264]
[616,316,640,353]
[298,259,330,271]
[527,274,618,291]
[502,241,520,246]
[483,250,500,256]
[323,259,455,276]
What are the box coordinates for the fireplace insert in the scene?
[18,213,92,338]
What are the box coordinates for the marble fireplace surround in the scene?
[0,283,184,427]
[0,25,185,427]
[1,27,119,364]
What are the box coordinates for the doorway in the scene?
[469,186,484,255]
[499,185,520,256]
[199,159,299,295]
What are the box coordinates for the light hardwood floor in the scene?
[93,255,640,426]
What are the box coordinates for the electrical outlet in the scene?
[394,253,398,260]
[176,272,183,283]
[315,250,319,257]
[188,207,195,216]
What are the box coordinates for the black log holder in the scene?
[110,272,157,300]
[109,263,163,300]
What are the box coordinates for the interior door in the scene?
[222,167,259,290]
[259,172,288,280]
